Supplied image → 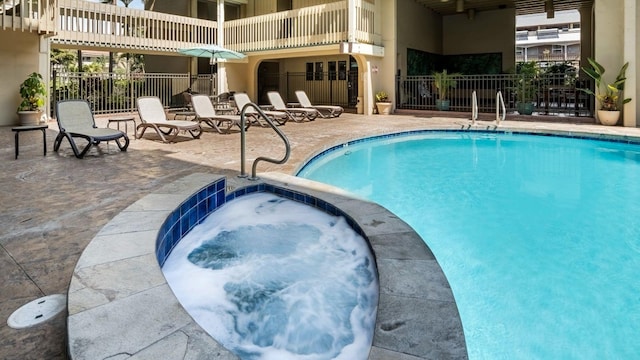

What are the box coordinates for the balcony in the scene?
[1,0,57,34]
[225,0,380,54]
[3,0,380,56]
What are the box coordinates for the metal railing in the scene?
[396,74,594,117]
[471,90,478,124]
[238,102,291,181]
[51,71,217,116]
[51,71,595,120]
[496,91,505,125]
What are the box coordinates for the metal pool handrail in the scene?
[238,102,291,180]
[496,91,506,125]
[471,90,478,125]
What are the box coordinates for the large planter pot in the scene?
[517,102,535,115]
[597,110,620,126]
[17,111,42,126]
[435,99,450,111]
[376,102,392,115]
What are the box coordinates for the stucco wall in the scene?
[443,8,515,72]
[0,30,42,126]
[396,0,442,78]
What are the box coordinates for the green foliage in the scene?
[433,69,461,100]
[580,58,631,111]
[514,61,539,103]
[375,91,389,102]
[51,49,77,70]
[17,72,47,112]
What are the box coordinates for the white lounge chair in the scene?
[136,96,202,143]
[54,99,129,159]
[190,94,246,134]
[295,90,344,118]
[233,93,289,126]
[267,91,319,122]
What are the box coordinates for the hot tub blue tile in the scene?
[216,191,225,208]
[215,179,225,192]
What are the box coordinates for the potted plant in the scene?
[579,58,631,126]
[514,61,539,115]
[433,69,461,111]
[375,91,392,115]
[17,72,47,126]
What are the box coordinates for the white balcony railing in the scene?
[226,0,379,53]
[3,0,380,55]
[1,0,57,33]
[53,0,218,52]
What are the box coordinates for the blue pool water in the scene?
[297,131,640,359]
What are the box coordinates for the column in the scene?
[217,0,227,96]
[623,0,637,126]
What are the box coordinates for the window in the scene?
[552,45,563,54]
[306,62,314,81]
[328,61,337,80]
[338,61,347,80]
[315,62,323,81]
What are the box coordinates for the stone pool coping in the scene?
[67,172,467,360]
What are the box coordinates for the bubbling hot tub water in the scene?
[162,192,378,360]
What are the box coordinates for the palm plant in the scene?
[433,69,461,101]
[580,58,631,111]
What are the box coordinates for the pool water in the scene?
[162,193,378,360]
[298,131,640,359]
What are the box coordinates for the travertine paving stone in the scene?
[3,112,640,359]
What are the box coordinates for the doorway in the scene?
[258,61,280,105]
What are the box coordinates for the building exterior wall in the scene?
[0,30,42,126]
[443,8,516,72]
[396,0,442,77]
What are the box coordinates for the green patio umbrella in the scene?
[178,44,246,95]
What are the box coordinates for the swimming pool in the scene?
[297,131,640,359]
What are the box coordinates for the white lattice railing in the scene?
[53,0,218,52]
[1,0,58,33]
[226,0,379,53]
[3,0,380,54]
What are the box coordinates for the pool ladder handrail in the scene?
[239,102,291,181]
[471,90,478,125]
[496,90,506,125]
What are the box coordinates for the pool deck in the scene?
[3,111,640,360]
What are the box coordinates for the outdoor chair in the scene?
[190,94,247,134]
[54,99,129,159]
[295,90,343,118]
[267,91,319,122]
[136,96,202,143]
[233,92,289,126]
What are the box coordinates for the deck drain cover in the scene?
[7,294,66,329]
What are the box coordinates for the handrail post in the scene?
[239,110,248,178]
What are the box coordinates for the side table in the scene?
[12,124,48,159]
[107,116,137,136]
